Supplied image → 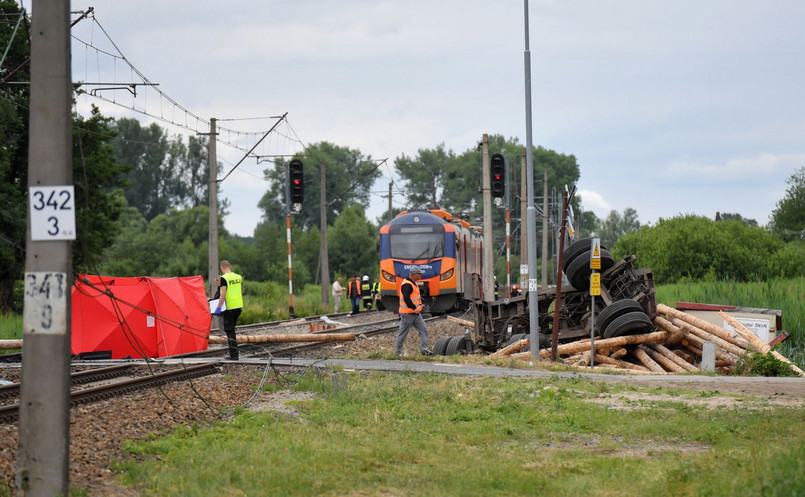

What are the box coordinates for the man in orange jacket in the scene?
[394,268,434,356]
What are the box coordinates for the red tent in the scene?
[71,275,211,359]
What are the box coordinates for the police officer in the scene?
[215,260,243,360]
[394,268,434,357]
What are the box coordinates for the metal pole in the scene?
[320,161,330,308]
[207,118,219,298]
[524,0,542,361]
[388,181,393,222]
[541,167,549,287]
[504,156,511,298]
[285,163,296,317]
[519,149,527,290]
[18,1,72,494]
[481,134,495,302]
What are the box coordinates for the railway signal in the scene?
[490,154,505,198]
[289,159,304,205]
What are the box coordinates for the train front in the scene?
[378,211,459,314]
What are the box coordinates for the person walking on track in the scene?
[394,268,434,357]
[215,260,243,360]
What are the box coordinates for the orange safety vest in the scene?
[398,278,422,314]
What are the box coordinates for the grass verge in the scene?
[117,370,805,496]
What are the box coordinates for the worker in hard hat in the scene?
[361,275,373,311]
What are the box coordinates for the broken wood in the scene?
[489,338,529,358]
[208,333,356,344]
[657,303,749,349]
[718,311,805,377]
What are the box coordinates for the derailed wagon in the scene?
[433,237,658,356]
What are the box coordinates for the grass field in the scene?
[116,370,805,497]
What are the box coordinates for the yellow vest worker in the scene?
[216,260,243,360]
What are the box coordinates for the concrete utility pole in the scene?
[504,155,511,298]
[523,0,542,360]
[519,150,527,290]
[542,167,549,287]
[320,162,330,308]
[481,134,495,302]
[18,1,72,495]
[207,118,219,298]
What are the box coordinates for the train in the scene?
[378,209,484,314]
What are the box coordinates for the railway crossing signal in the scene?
[289,159,304,204]
[490,153,505,198]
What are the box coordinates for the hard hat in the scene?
[363,275,369,281]
[512,284,520,291]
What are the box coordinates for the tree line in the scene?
[1,0,803,313]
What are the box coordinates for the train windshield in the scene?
[389,225,445,260]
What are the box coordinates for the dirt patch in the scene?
[246,390,317,416]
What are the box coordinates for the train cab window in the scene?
[389,225,445,260]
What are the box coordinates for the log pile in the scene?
[503,304,803,377]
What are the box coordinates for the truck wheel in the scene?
[446,335,474,355]
[602,311,653,339]
[562,237,607,273]
[595,299,643,336]
[566,249,615,290]
[434,336,452,356]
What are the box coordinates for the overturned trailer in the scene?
[432,238,657,356]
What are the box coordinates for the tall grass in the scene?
[655,276,805,365]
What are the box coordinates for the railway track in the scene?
[0,363,218,424]
[0,365,133,403]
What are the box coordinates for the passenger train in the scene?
[378,209,484,314]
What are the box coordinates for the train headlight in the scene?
[440,269,454,281]
[382,270,396,283]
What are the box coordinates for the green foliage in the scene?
[770,166,805,241]
[258,142,381,230]
[598,207,641,248]
[733,350,798,377]
[328,205,379,280]
[615,215,798,283]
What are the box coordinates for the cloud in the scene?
[577,190,612,218]
[663,153,805,183]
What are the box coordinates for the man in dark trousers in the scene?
[214,260,243,360]
[347,274,361,315]
[394,268,434,356]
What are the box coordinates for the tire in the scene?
[566,249,615,290]
[563,237,607,273]
[434,336,452,356]
[506,333,530,352]
[446,335,474,355]
[595,299,643,335]
[602,311,653,339]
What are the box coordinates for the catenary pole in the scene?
[520,149,527,289]
[542,167,549,286]
[18,1,72,494]
[481,134,495,302]
[523,0,542,361]
[207,118,219,298]
[504,155,511,297]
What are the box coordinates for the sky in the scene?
[61,0,805,237]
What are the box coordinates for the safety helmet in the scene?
[363,275,369,281]
[512,284,520,291]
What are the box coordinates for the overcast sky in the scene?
[64,0,805,236]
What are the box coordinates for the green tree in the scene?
[328,205,378,279]
[598,207,641,249]
[770,167,805,241]
[395,144,455,209]
[258,142,381,230]
[716,212,758,227]
[615,215,796,283]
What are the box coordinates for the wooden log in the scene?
[633,346,666,373]
[447,316,475,327]
[655,316,738,366]
[718,311,805,377]
[0,339,22,350]
[573,351,591,367]
[208,333,356,344]
[532,331,670,359]
[649,343,700,373]
[489,338,529,358]
[669,318,747,357]
[592,353,650,372]
[657,303,749,349]
[610,348,628,360]
[638,344,684,373]
[673,348,695,364]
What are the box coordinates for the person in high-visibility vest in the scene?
[214,260,243,360]
[347,275,361,315]
[371,280,383,310]
[361,275,373,310]
[394,268,434,356]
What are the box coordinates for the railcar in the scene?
[378,209,483,314]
